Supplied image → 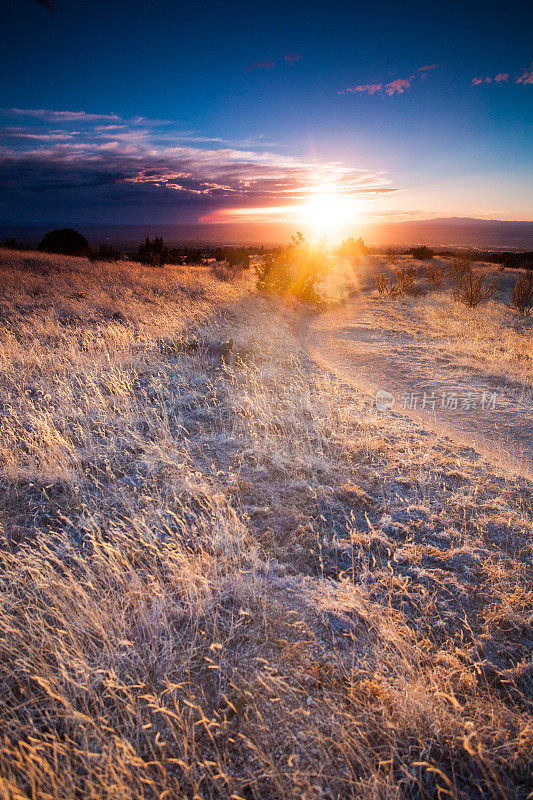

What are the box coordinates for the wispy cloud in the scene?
[0,108,399,222]
[6,108,122,123]
[343,65,437,97]
[284,52,302,62]
[245,60,275,72]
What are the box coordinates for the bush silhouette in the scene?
[89,243,122,262]
[138,236,168,266]
[1,237,29,251]
[408,246,434,260]
[39,228,90,256]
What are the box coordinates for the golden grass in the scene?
[0,249,531,799]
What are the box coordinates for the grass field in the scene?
[0,248,531,800]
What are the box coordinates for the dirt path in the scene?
[300,295,533,481]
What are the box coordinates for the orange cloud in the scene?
[345,83,382,95]
[384,78,412,95]
[516,64,533,84]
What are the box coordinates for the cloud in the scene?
[383,78,412,96]
[284,52,302,62]
[516,64,533,84]
[5,108,122,123]
[473,66,532,85]
[0,108,399,222]
[345,83,382,95]
[245,61,275,72]
[344,65,436,97]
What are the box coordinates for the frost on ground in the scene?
[0,249,531,800]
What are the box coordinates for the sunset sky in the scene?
[1,0,532,239]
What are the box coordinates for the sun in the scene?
[298,192,360,241]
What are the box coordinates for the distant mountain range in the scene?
[1,218,533,250]
[364,218,533,249]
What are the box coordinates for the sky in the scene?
[1,0,532,241]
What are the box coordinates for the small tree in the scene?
[256,233,327,304]
[138,236,168,266]
[510,272,533,316]
[453,267,495,308]
[39,228,90,256]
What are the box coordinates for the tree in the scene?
[138,236,169,266]
[39,228,90,256]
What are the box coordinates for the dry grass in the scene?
[0,249,531,799]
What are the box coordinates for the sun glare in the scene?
[298,192,360,241]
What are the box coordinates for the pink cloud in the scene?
[516,64,533,84]
[245,61,275,72]
[284,52,302,62]
[417,64,439,71]
[346,83,382,95]
[471,77,483,85]
[495,73,509,82]
[383,78,412,95]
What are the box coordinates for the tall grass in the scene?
[0,249,531,799]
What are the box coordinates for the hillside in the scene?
[0,249,531,800]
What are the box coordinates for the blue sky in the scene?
[1,0,532,234]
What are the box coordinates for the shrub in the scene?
[408,246,434,260]
[393,267,417,294]
[256,233,327,304]
[226,248,251,270]
[453,267,495,308]
[88,242,122,262]
[0,237,29,251]
[450,257,471,282]
[212,261,237,281]
[510,272,533,316]
[375,273,390,294]
[337,237,368,258]
[38,228,90,256]
[138,236,168,266]
[425,265,444,285]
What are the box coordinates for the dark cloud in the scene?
[0,109,398,222]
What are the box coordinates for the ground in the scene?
[0,248,531,800]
